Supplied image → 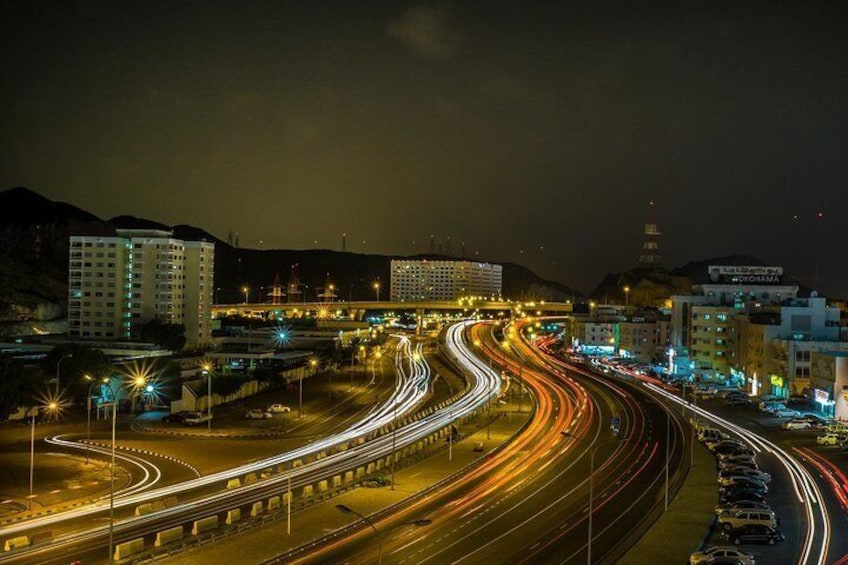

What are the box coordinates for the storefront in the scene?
[813,388,836,418]
[769,375,789,399]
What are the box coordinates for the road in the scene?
[293,322,690,565]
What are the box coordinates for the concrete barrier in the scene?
[344,471,354,484]
[154,526,183,547]
[318,480,328,492]
[164,496,178,508]
[292,459,303,468]
[302,485,314,499]
[355,467,365,479]
[244,473,257,484]
[366,463,375,474]
[30,531,52,545]
[113,537,144,561]
[250,501,263,517]
[151,500,166,512]
[4,536,29,552]
[332,475,342,488]
[317,450,326,460]
[376,459,383,471]
[282,492,292,505]
[226,508,241,525]
[226,478,241,490]
[191,515,219,536]
[261,468,273,478]
[268,496,281,511]
[134,502,154,516]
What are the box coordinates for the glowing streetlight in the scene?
[242,286,249,304]
[373,282,381,301]
[624,285,631,307]
[202,363,213,431]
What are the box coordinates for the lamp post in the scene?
[83,375,101,464]
[335,504,430,565]
[101,378,119,565]
[373,282,381,302]
[624,285,630,308]
[202,365,213,431]
[28,402,59,511]
[562,432,626,565]
[55,353,73,398]
[242,286,249,304]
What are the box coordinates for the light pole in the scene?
[335,504,430,565]
[624,285,630,308]
[202,364,213,431]
[28,402,58,510]
[101,378,120,565]
[55,353,73,399]
[562,432,626,565]
[242,286,249,304]
[373,281,381,302]
[83,375,101,464]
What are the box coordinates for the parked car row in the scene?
[689,419,785,565]
[245,404,291,420]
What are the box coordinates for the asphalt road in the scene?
[302,325,690,565]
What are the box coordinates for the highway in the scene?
[288,322,690,565]
[0,332,497,564]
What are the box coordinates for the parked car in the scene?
[718,486,767,503]
[719,461,759,473]
[721,524,785,545]
[782,419,812,430]
[707,438,747,452]
[245,409,272,420]
[699,428,728,443]
[726,397,749,406]
[798,415,828,428]
[715,444,755,459]
[760,402,786,413]
[267,403,291,413]
[816,433,843,446]
[689,546,755,565]
[788,394,809,405]
[162,411,192,424]
[772,407,801,418]
[183,412,212,426]
[718,468,771,484]
[718,453,757,467]
[718,509,777,531]
[719,476,769,492]
[715,499,771,515]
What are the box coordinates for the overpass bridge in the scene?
[211,299,575,322]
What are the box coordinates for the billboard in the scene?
[708,265,783,284]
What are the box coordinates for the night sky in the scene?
[2,1,847,297]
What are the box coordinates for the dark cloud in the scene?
[387,4,462,59]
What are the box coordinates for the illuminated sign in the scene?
[814,389,829,404]
[708,265,783,284]
[770,375,784,388]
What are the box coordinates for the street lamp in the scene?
[54,353,73,398]
[335,504,430,565]
[561,432,627,565]
[100,378,121,565]
[373,281,381,302]
[624,285,630,308]
[202,364,213,431]
[242,286,249,304]
[83,374,103,464]
[29,401,60,510]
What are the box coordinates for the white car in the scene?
[245,409,272,420]
[817,433,842,446]
[719,453,757,467]
[718,468,771,484]
[773,408,801,418]
[267,403,291,413]
[782,419,812,430]
[690,546,755,565]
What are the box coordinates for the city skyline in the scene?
[2,1,846,297]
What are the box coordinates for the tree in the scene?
[140,319,187,351]
[43,345,112,405]
[0,355,34,420]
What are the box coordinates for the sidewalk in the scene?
[618,441,716,564]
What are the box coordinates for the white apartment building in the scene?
[390,260,502,302]
[68,229,214,347]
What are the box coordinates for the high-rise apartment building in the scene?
[390,259,502,302]
[68,229,214,347]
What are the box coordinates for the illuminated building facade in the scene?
[390,259,502,301]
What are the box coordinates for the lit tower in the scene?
[287,264,302,303]
[638,201,662,267]
[269,272,285,305]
